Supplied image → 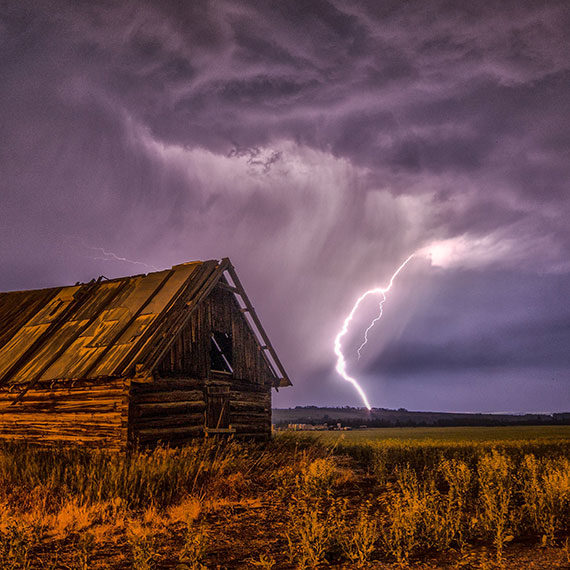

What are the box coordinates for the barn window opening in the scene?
[210,331,233,373]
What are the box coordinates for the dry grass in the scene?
[0,433,568,568]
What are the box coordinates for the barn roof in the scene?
[0,259,291,397]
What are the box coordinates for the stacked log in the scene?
[129,379,206,445]
[0,378,126,449]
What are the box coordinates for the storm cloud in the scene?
[0,0,568,411]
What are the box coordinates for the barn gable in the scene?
[156,276,280,387]
[0,259,290,447]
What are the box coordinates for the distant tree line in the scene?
[273,408,570,428]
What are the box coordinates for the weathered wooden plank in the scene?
[230,409,269,416]
[132,413,204,429]
[0,432,121,443]
[230,411,269,421]
[0,401,122,413]
[0,419,123,429]
[131,379,202,392]
[0,392,124,406]
[133,405,205,419]
[232,413,271,422]
[0,387,123,404]
[136,425,204,439]
[230,425,270,432]
[229,392,270,404]
[133,400,205,410]
[0,411,123,422]
[230,423,269,431]
[0,427,123,438]
[229,401,269,409]
[230,407,268,415]
[132,403,205,419]
[132,389,204,404]
[229,398,269,406]
[0,392,123,407]
[0,414,122,424]
[0,432,123,444]
[231,424,270,432]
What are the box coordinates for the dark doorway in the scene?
[206,385,230,429]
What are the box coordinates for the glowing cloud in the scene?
[419,234,516,269]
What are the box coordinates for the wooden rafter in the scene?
[223,259,292,388]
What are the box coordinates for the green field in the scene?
[300,424,570,444]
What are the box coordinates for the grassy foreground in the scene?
[0,427,568,568]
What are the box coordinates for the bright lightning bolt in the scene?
[356,309,384,360]
[333,254,415,410]
[356,254,415,359]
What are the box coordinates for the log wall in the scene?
[0,377,127,449]
[129,378,206,445]
[128,379,272,444]
[229,384,272,438]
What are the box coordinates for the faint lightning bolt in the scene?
[334,254,415,410]
[62,235,159,272]
[90,246,159,272]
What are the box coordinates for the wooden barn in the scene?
[0,258,291,449]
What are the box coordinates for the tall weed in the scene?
[127,521,159,570]
[440,458,473,548]
[0,440,250,509]
[178,523,208,570]
[477,450,514,561]
[520,455,570,543]
[339,502,378,566]
[382,467,465,562]
[286,499,331,568]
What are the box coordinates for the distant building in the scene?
[286,423,330,431]
[0,258,291,448]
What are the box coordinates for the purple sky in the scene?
[1,1,569,412]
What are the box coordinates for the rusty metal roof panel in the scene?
[0,261,209,386]
[0,288,61,349]
[23,280,132,382]
[0,286,80,380]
